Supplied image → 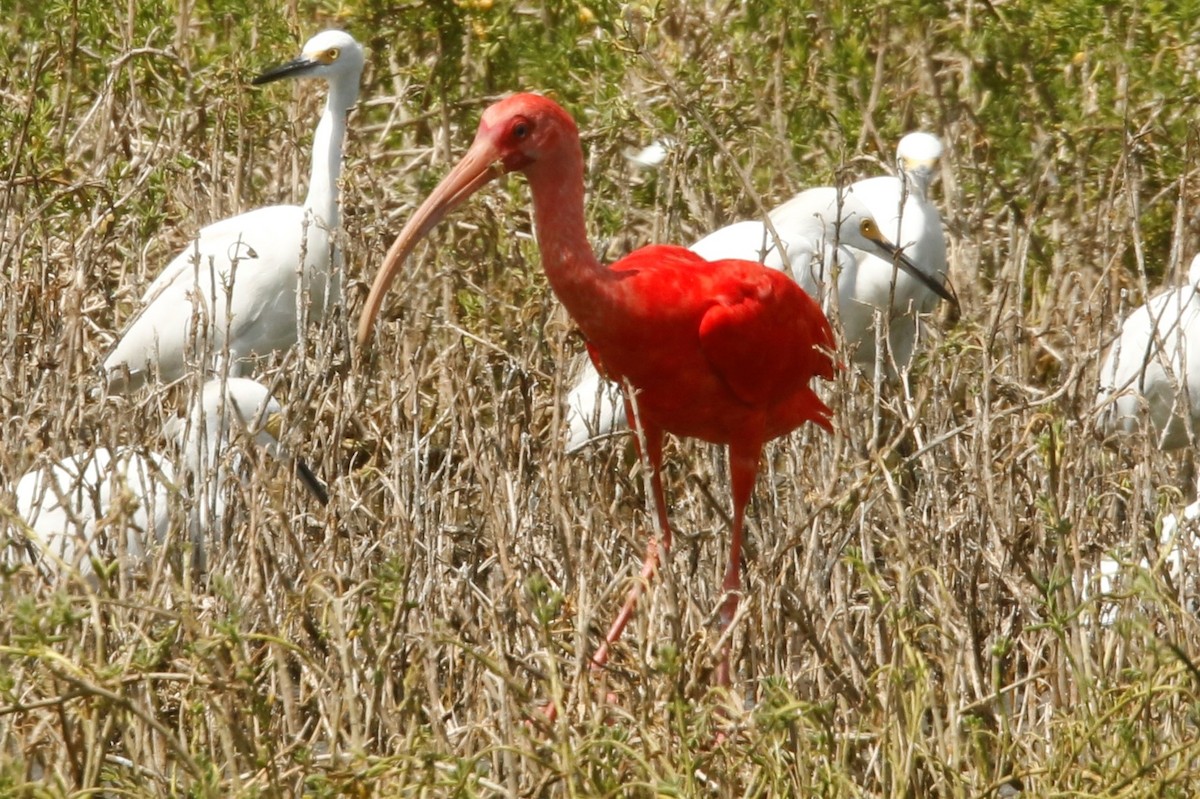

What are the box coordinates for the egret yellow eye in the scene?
[326,48,340,62]
[859,218,879,239]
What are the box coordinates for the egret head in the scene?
[182,378,329,506]
[183,379,279,472]
[832,191,956,306]
[896,131,943,198]
[252,29,365,107]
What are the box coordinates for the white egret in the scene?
[687,133,950,373]
[838,131,949,374]
[564,143,955,452]
[5,378,327,585]
[102,30,365,392]
[7,448,174,584]
[1096,254,1200,449]
[627,137,676,169]
[1087,500,1200,626]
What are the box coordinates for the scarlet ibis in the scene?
[564,187,870,451]
[1097,253,1200,449]
[102,30,365,392]
[7,378,327,585]
[566,159,954,451]
[357,93,945,694]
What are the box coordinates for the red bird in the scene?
[359,94,922,697]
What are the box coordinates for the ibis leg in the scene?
[714,442,762,687]
[591,419,669,671]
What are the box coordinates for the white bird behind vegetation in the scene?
[102,30,365,393]
[837,131,949,376]
[5,378,326,586]
[1096,253,1200,450]
[564,132,953,453]
[180,377,326,568]
[1085,500,1200,627]
[6,448,173,586]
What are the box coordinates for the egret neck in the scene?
[303,76,356,231]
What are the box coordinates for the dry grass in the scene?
[4,0,1200,795]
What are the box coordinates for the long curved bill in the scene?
[357,142,506,346]
[867,236,958,308]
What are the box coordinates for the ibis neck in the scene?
[525,149,607,310]
[303,80,355,229]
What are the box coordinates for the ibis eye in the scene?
[513,120,531,140]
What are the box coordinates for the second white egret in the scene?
[838,131,949,375]
[1087,500,1200,626]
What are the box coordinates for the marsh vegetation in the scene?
[3,0,1200,795]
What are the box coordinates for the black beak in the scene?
[252,56,319,86]
[293,457,330,505]
[873,240,958,308]
[894,250,958,308]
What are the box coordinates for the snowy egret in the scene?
[182,377,328,566]
[6,377,327,585]
[689,134,952,365]
[1096,254,1200,449]
[102,30,365,392]
[837,131,949,375]
[628,138,676,169]
[565,172,954,452]
[7,448,173,584]
[1087,500,1200,626]
[666,131,949,373]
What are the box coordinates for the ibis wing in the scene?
[697,265,836,408]
[583,340,611,379]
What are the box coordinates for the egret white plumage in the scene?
[102,30,365,392]
[182,378,328,560]
[565,155,954,452]
[1096,254,1200,449]
[7,448,173,584]
[688,132,950,372]
[1087,500,1200,626]
[6,378,327,585]
[837,131,949,375]
[627,137,676,169]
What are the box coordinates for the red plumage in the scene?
[358,93,838,709]
[573,245,835,444]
